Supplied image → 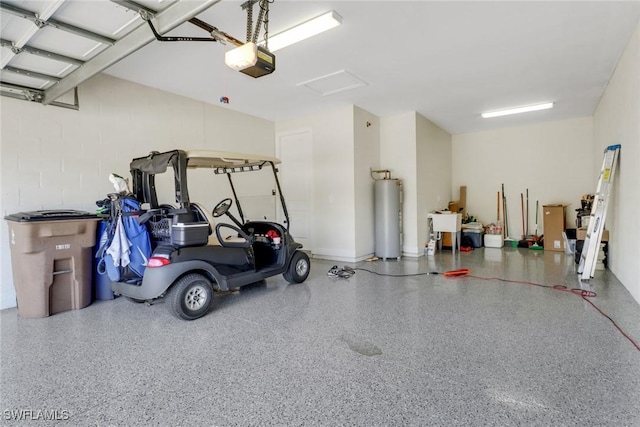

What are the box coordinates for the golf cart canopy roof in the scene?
[130,149,281,175]
[185,150,281,172]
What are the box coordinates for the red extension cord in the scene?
[333,265,640,352]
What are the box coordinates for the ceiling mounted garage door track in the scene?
[0,0,221,109]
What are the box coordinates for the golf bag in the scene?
[96,195,152,283]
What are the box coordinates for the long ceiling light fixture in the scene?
[261,10,342,52]
[481,102,554,118]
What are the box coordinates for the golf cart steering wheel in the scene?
[213,198,232,218]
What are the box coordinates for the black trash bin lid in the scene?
[4,210,98,222]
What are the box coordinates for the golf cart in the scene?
[110,149,310,320]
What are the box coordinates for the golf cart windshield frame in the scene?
[129,149,290,229]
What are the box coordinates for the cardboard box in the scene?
[577,227,609,241]
[543,204,566,252]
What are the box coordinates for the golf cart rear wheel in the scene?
[284,251,310,283]
[166,273,213,320]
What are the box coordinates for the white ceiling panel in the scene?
[135,0,177,9]
[9,51,77,77]
[0,46,13,65]
[0,10,37,43]
[1,68,55,89]
[54,0,144,38]
[28,26,108,60]
[2,0,63,17]
[299,70,368,96]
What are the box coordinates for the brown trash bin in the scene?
[5,210,100,318]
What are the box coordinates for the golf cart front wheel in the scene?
[284,251,310,283]
[166,273,213,320]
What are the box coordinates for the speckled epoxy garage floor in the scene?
[1,247,640,426]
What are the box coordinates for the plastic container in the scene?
[463,230,484,248]
[563,233,577,255]
[4,210,99,318]
[484,234,504,248]
[171,222,209,246]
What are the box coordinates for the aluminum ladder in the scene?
[578,144,621,280]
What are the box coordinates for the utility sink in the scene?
[428,212,462,232]
[428,212,462,254]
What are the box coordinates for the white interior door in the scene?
[276,129,313,251]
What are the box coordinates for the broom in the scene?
[530,200,543,250]
[518,193,529,247]
[503,187,516,247]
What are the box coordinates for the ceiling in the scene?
[3,1,640,134]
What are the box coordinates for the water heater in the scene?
[374,178,402,259]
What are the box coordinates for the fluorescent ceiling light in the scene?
[261,10,342,52]
[481,102,554,118]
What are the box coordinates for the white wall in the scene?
[275,105,358,260]
[451,117,594,237]
[0,74,274,310]
[379,112,452,256]
[277,108,450,260]
[416,114,452,249]
[380,112,417,256]
[593,19,640,305]
[354,107,380,259]
[277,108,451,261]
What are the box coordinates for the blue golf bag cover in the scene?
[99,196,152,282]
